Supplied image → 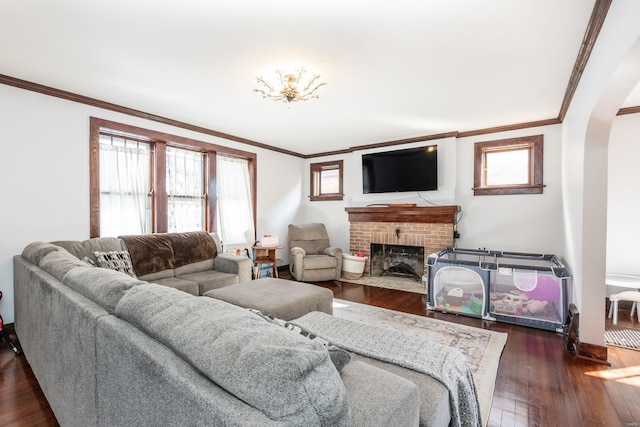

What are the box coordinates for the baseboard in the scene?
[577,342,610,365]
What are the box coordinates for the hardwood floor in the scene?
[1,279,639,427]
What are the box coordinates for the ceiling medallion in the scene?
[253,68,326,105]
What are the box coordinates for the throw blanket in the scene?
[120,231,216,276]
[292,311,482,427]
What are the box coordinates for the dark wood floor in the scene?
[1,278,639,427]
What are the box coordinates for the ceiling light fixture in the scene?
[253,68,326,105]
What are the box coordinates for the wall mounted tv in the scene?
[362,145,438,194]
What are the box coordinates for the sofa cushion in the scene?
[22,242,64,265]
[94,250,137,277]
[150,277,200,296]
[119,234,175,276]
[115,284,350,426]
[40,250,93,282]
[341,360,421,427]
[166,231,217,268]
[137,268,175,282]
[174,259,214,276]
[53,237,124,263]
[177,269,238,295]
[63,266,145,314]
[303,254,338,269]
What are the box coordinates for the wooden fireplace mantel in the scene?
[345,205,460,224]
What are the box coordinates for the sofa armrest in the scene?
[341,361,420,427]
[289,247,306,281]
[214,254,252,283]
[324,247,343,280]
[290,246,306,257]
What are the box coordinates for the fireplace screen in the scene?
[370,243,425,281]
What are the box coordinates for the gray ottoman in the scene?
[203,277,333,321]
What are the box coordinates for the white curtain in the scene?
[99,136,151,237]
[217,156,254,249]
[166,147,204,232]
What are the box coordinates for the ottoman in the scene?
[203,277,334,320]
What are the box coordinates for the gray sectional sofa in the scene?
[13,232,475,427]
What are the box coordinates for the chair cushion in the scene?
[304,254,338,269]
[288,223,331,255]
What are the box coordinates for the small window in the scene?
[473,135,544,196]
[310,160,344,201]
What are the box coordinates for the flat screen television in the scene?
[362,145,438,193]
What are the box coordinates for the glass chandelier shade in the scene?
[253,68,326,104]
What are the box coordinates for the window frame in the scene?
[310,160,344,201]
[473,134,544,196]
[89,117,257,238]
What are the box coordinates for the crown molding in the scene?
[0,73,305,158]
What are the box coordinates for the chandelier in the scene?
[253,68,326,104]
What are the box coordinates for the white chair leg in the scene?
[608,301,614,319]
[613,300,619,325]
[631,302,637,317]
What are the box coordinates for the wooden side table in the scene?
[252,245,283,279]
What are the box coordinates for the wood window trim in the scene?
[310,160,344,201]
[473,134,544,196]
[89,117,257,238]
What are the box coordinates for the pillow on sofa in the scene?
[115,284,350,426]
[94,250,136,277]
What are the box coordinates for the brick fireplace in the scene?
[345,205,459,277]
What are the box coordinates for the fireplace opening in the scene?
[370,243,425,281]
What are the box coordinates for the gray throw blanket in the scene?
[292,311,482,427]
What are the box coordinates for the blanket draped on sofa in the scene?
[292,311,482,427]
[120,231,216,276]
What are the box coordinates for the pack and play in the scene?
[426,248,571,332]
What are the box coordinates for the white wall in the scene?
[455,125,565,255]
[302,137,457,253]
[562,0,640,346]
[607,113,640,276]
[303,126,565,258]
[0,83,304,323]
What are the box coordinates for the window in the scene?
[166,147,205,232]
[310,160,343,201]
[216,155,255,245]
[90,118,256,242]
[473,135,544,196]
[98,134,152,236]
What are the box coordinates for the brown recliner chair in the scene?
[288,223,342,282]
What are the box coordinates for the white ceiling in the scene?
[2,0,637,156]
